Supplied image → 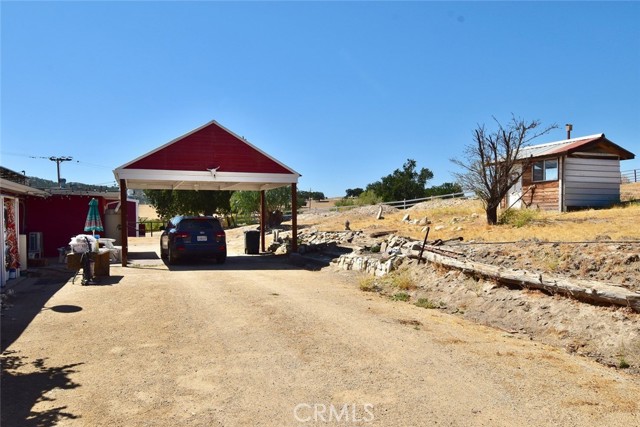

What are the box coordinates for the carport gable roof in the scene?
[114,120,301,191]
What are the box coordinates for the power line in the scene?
[73,160,113,169]
[3,151,112,169]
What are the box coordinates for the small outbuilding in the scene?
[504,133,635,211]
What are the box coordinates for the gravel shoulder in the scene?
[1,235,639,426]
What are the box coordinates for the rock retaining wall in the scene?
[333,254,404,276]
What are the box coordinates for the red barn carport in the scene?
[113,120,301,266]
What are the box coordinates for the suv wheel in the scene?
[160,243,167,259]
[168,246,177,265]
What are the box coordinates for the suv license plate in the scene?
[197,236,208,242]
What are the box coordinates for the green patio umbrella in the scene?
[84,198,104,236]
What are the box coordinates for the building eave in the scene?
[0,178,49,197]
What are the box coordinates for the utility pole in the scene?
[49,156,73,188]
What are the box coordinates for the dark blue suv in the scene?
[160,216,227,265]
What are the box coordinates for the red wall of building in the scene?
[126,122,292,174]
[23,195,137,257]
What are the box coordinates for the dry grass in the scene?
[358,274,378,292]
[387,268,417,290]
[357,268,417,293]
[621,182,640,201]
[301,197,640,242]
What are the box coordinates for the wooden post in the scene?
[291,183,298,252]
[260,190,266,253]
[417,227,430,264]
[119,179,128,267]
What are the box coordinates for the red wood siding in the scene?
[522,166,559,210]
[125,122,291,174]
[23,195,137,257]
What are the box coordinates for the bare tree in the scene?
[452,116,556,225]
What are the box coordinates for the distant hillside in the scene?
[27,176,119,193]
[24,175,150,202]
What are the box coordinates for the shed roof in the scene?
[0,178,49,197]
[113,120,300,191]
[517,133,635,160]
[0,166,48,197]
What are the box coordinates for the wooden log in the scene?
[369,230,398,238]
[416,247,640,312]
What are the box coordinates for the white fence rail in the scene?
[621,169,639,183]
[321,191,473,213]
[382,192,468,210]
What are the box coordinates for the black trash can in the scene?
[244,230,260,254]
[138,223,146,237]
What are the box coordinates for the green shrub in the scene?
[391,292,410,302]
[335,190,382,208]
[334,198,356,208]
[358,190,382,205]
[415,298,438,309]
[498,208,539,227]
[619,357,630,369]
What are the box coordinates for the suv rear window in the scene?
[179,219,222,232]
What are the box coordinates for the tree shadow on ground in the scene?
[159,253,299,272]
[0,351,83,427]
[1,269,74,352]
[159,248,353,272]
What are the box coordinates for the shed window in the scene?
[532,159,558,182]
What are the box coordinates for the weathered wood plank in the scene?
[415,247,640,312]
[369,230,398,238]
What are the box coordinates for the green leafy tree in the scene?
[344,188,364,198]
[298,190,326,202]
[334,189,382,208]
[230,191,260,215]
[451,116,556,225]
[144,190,232,219]
[230,186,294,226]
[265,186,292,215]
[143,190,176,219]
[366,159,434,202]
[357,189,382,205]
[424,182,463,197]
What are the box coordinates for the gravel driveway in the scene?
[2,235,639,426]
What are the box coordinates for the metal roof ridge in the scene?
[526,133,604,149]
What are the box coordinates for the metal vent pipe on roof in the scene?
[565,123,573,139]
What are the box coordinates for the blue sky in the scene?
[2,1,639,197]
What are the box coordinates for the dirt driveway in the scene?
[2,235,639,426]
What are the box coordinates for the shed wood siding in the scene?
[126,122,291,175]
[564,157,621,208]
[521,161,560,210]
